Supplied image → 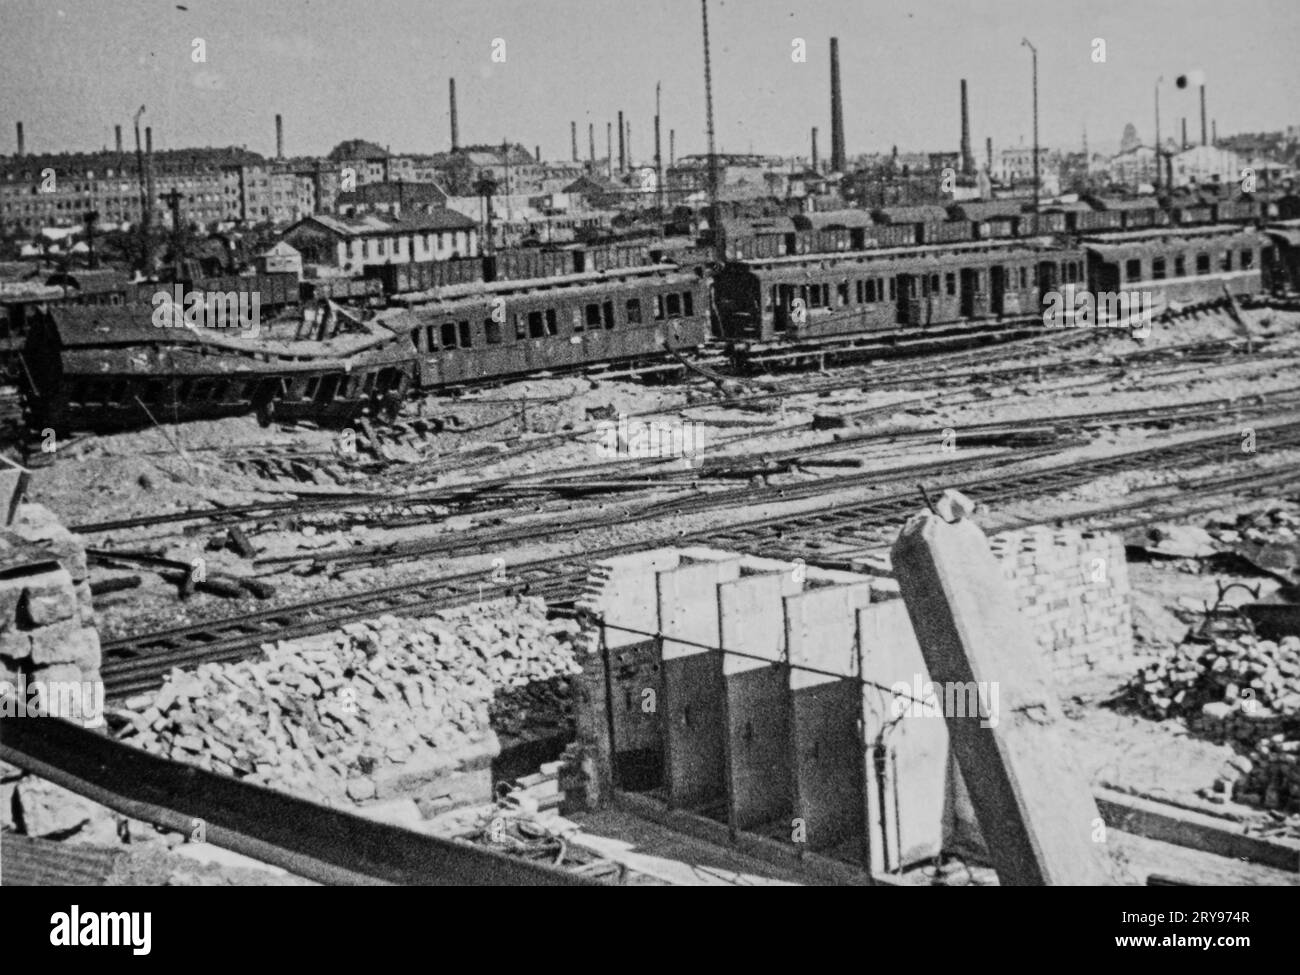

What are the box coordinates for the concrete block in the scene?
[29,621,100,670]
[658,555,739,809]
[718,569,799,830]
[20,569,78,627]
[892,512,1115,885]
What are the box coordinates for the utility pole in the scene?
[702,0,721,261]
[133,106,151,275]
[1021,38,1039,215]
[654,81,664,214]
[1154,76,1163,194]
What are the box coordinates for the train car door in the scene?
[774,284,796,333]
[895,273,916,325]
[959,268,978,318]
[1036,260,1058,297]
[989,265,1006,316]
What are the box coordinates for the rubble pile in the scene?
[116,597,583,805]
[1127,634,1300,810]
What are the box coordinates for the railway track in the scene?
[100,418,1300,698]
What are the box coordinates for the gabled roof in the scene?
[284,209,475,239]
[872,205,950,224]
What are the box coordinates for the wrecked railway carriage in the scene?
[17,264,711,434]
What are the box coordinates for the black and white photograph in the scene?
[0,0,1297,923]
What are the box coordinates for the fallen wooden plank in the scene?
[1096,787,1300,873]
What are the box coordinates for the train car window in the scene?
[1125,259,1142,281]
[808,285,822,308]
[602,300,615,329]
[1221,251,1233,271]
[572,306,585,333]
[888,277,896,301]
[302,378,317,400]
[1152,258,1166,280]
[865,280,876,303]
[836,282,848,306]
[855,280,864,303]
[459,320,472,347]
[765,286,775,312]
[587,302,604,328]
[626,298,643,324]
[515,313,527,341]
[683,291,693,316]
[410,330,422,351]
[442,321,459,347]
[545,309,558,336]
[1196,254,1211,274]
[426,324,437,349]
[1018,268,1027,289]
[654,294,665,320]
[1241,249,1254,269]
[363,374,375,394]
[1174,256,1186,277]
[485,318,503,344]
[666,293,682,316]
[338,377,351,399]
[945,273,956,296]
[528,310,546,338]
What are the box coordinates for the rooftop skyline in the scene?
[2,0,1297,162]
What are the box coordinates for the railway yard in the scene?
[8,290,1300,886]
[4,0,1300,898]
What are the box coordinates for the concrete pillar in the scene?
[784,581,872,852]
[657,550,739,809]
[717,566,799,830]
[891,510,1115,885]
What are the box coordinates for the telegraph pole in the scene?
[701,0,721,261]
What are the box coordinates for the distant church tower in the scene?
[1119,122,1141,153]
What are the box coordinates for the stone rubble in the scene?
[1126,633,1300,811]
[115,597,583,806]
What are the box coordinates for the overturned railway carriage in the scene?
[1080,225,1270,307]
[714,237,1087,344]
[388,265,711,387]
[22,305,416,434]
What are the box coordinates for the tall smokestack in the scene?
[618,110,625,172]
[670,129,675,168]
[986,136,993,174]
[115,124,123,154]
[960,79,973,175]
[626,120,632,168]
[1200,85,1207,146]
[1212,119,1217,145]
[811,126,819,171]
[1181,117,1187,150]
[571,121,578,162]
[275,113,284,160]
[15,121,23,157]
[829,37,845,172]
[588,122,595,170]
[449,78,459,151]
[146,125,152,155]
[606,122,612,178]
[534,144,540,162]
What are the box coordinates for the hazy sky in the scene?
[2,0,1296,160]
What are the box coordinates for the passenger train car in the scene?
[389,264,710,387]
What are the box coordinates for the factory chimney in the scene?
[449,78,460,151]
[618,110,625,172]
[811,126,819,171]
[606,122,612,178]
[1200,85,1207,146]
[15,121,23,157]
[115,124,123,154]
[960,79,973,175]
[588,122,595,171]
[275,113,284,160]
[670,129,675,168]
[829,37,845,172]
[1181,117,1187,149]
[1212,119,1217,145]
[571,121,578,162]
[986,136,993,175]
